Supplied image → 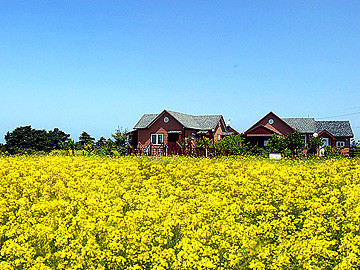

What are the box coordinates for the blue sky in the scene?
[1,1,360,142]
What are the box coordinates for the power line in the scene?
[317,111,360,120]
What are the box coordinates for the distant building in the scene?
[129,109,237,156]
[244,111,353,155]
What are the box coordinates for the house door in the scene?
[167,133,180,155]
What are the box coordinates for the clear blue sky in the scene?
[1,1,360,143]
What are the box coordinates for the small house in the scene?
[128,109,237,156]
[245,111,353,155]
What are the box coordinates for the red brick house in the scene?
[129,109,237,155]
[245,111,354,155]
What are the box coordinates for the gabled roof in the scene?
[133,114,158,129]
[245,124,279,136]
[316,121,353,137]
[246,111,354,139]
[317,129,336,140]
[282,118,316,133]
[263,123,283,135]
[133,110,223,130]
[194,115,223,130]
[245,111,294,134]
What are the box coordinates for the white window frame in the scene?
[336,141,345,148]
[151,134,163,145]
[264,139,268,147]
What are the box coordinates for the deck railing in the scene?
[127,142,217,157]
[349,147,360,158]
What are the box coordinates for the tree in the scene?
[48,128,71,150]
[267,134,287,154]
[3,126,71,154]
[283,131,305,157]
[59,139,77,155]
[111,127,129,155]
[266,131,305,157]
[96,137,107,148]
[308,136,323,155]
[4,126,35,154]
[78,132,95,146]
[215,134,249,155]
[3,126,49,154]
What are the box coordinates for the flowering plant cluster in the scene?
[0,156,359,269]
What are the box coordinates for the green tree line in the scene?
[0,126,129,156]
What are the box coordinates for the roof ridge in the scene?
[167,110,194,117]
[283,117,315,119]
[134,110,224,131]
[316,120,350,122]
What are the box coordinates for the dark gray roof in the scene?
[194,115,223,130]
[316,121,353,137]
[283,118,316,133]
[134,110,222,130]
[167,111,203,129]
[133,114,158,129]
[282,117,353,137]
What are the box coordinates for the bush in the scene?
[215,134,249,155]
[266,131,305,158]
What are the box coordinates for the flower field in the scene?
[0,156,360,269]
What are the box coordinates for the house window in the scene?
[264,140,268,147]
[301,134,307,146]
[336,141,345,148]
[218,134,221,141]
[151,134,163,145]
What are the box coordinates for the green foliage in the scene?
[96,137,107,148]
[95,139,116,156]
[248,144,267,157]
[3,126,70,154]
[350,139,360,148]
[283,131,305,157]
[215,134,249,155]
[324,146,343,158]
[267,134,287,154]
[193,134,249,156]
[84,143,95,155]
[48,128,71,149]
[111,127,129,156]
[264,131,305,158]
[308,136,323,155]
[59,139,77,156]
[78,131,95,146]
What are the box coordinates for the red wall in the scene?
[136,112,225,146]
[137,111,184,146]
[214,121,226,141]
[248,112,293,136]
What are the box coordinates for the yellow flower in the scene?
[0,155,359,268]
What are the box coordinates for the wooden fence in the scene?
[127,143,217,157]
[128,144,360,158]
[349,148,360,158]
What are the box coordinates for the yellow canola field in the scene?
[0,156,360,270]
